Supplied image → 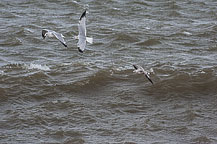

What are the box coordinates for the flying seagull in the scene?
[42,29,67,47]
[133,64,153,84]
[75,10,93,53]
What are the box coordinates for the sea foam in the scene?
[26,63,50,71]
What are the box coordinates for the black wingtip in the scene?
[78,47,84,53]
[63,44,67,47]
[150,79,154,85]
[80,10,86,20]
[145,75,154,85]
[133,65,138,70]
[60,41,67,47]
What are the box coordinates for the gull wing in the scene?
[79,10,86,21]
[77,36,86,53]
[133,64,154,84]
[145,74,154,84]
[133,64,144,71]
[53,31,67,47]
[78,10,86,37]
[133,64,144,73]
[133,65,138,70]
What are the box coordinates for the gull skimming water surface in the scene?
[133,64,153,84]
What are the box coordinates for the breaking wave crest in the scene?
[54,65,217,95]
[1,63,50,72]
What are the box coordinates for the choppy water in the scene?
[0,0,217,143]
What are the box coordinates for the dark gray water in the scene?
[0,0,217,143]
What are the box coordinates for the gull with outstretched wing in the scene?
[75,10,93,53]
[42,29,67,47]
[133,64,153,84]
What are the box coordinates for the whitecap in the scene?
[61,62,73,66]
[116,65,131,71]
[0,70,4,75]
[199,70,206,74]
[183,31,192,36]
[25,63,50,71]
[72,0,78,4]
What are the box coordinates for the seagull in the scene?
[42,29,67,47]
[133,64,153,84]
[75,10,93,53]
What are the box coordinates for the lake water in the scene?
[0,0,217,143]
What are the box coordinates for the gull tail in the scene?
[86,37,93,44]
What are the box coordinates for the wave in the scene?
[1,63,50,73]
[53,64,217,96]
[0,37,23,47]
[136,38,162,46]
[146,66,217,95]
[25,63,50,71]
[1,61,216,97]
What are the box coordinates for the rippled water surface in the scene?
[0,0,217,143]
